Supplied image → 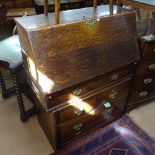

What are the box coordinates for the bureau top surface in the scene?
[15,5,130,30]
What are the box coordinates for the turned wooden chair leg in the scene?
[11,69,37,122]
[1,69,37,123]
[0,70,16,98]
[0,70,8,98]
[11,71,28,122]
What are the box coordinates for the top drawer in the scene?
[46,64,135,110]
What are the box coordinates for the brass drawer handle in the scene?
[139,91,148,97]
[102,101,113,113]
[109,90,117,99]
[74,109,83,116]
[74,123,83,131]
[153,48,155,53]
[75,132,81,135]
[149,64,155,70]
[144,78,153,85]
[73,88,81,96]
[85,18,97,29]
[106,107,114,113]
[111,74,119,81]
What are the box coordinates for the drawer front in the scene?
[132,73,155,89]
[47,65,135,109]
[54,78,131,124]
[136,60,155,75]
[59,104,122,144]
[143,43,155,59]
[128,84,155,103]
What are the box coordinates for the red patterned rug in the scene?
[52,114,155,155]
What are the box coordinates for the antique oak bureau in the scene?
[15,5,140,150]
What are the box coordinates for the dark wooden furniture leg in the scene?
[0,69,28,122]
[0,70,15,98]
[11,69,36,122]
[0,70,8,98]
[11,70,28,122]
[0,69,36,122]
[0,68,36,122]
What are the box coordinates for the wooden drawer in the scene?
[54,78,131,124]
[132,73,155,90]
[58,103,122,144]
[142,42,155,59]
[136,60,155,75]
[128,84,155,103]
[47,65,135,109]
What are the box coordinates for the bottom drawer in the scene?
[59,104,121,144]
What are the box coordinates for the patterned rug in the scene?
[52,114,155,155]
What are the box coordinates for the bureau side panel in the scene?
[16,22,46,106]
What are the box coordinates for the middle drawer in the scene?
[131,72,155,90]
[128,84,155,104]
[136,60,155,76]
